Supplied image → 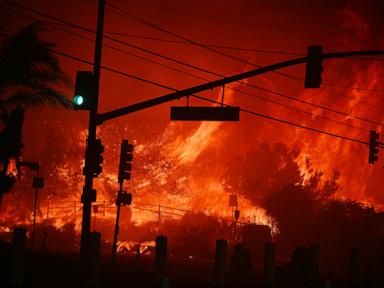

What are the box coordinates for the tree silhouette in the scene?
[0,22,72,200]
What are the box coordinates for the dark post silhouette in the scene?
[11,227,26,288]
[213,239,227,287]
[155,235,168,282]
[264,242,275,287]
[136,243,141,260]
[112,181,122,263]
[308,245,320,288]
[349,246,361,287]
[31,164,43,251]
[86,232,101,288]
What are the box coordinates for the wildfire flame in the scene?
[0,6,383,250]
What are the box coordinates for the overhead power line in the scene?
[5,0,384,94]
[3,0,383,128]
[192,94,368,146]
[0,8,373,145]
[0,32,368,146]
[5,7,373,133]
[321,82,384,93]
[104,3,384,122]
[132,206,184,217]
[113,0,336,38]
[106,1,384,93]
[103,31,305,56]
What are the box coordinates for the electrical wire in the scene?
[321,82,384,93]
[113,0,336,38]
[4,6,374,132]
[3,1,383,130]
[0,8,372,146]
[132,206,184,217]
[191,94,369,145]
[4,1,382,129]
[0,32,370,146]
[103,2,384,125]
[135,202,189,212]
[106,1,384,93]
[103,31,305,56]
[5,0,383,96]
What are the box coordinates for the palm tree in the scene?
[0,22,73,200]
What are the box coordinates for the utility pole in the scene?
[233,209,240,242]
[80,0,105,258]
[31,165,40,250]
[18,161,42,251]
[112,181,123,262]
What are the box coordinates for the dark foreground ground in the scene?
[1,248,382,288]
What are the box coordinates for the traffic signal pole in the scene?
[31,165,39,251]
[111,182,123,263]
[112,140,133,262]
[80,0,105,258]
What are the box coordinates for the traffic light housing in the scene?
[84,139,104,177]
[118,140,133,183]
[81,188,97,203]
[305,45,323,88]
[73,71,96,110]
[116,191,132,206]
[369,130,380,164]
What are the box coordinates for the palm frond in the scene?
[0,22,72,91]
[0,88,73,115]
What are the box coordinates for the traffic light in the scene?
[73,71,96,110]
[369,130,380,164]
[81,188,97,203]
[116,191,132,206]
[84,139,104,177]
[118,140,133,183]
[234,209,240,220]
[304,45,323,88]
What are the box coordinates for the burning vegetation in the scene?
[0,1,384,265]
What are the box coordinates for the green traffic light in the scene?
[74,95,84,106]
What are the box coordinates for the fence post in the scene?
[86,232,101,288]
[308,245,320,288]
[155,235,168,284]
[348,246,361,287]
[11,227,27,288]
[213,239,227,287]
[264,242,275,288]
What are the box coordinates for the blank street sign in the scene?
[170,106,240,121]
